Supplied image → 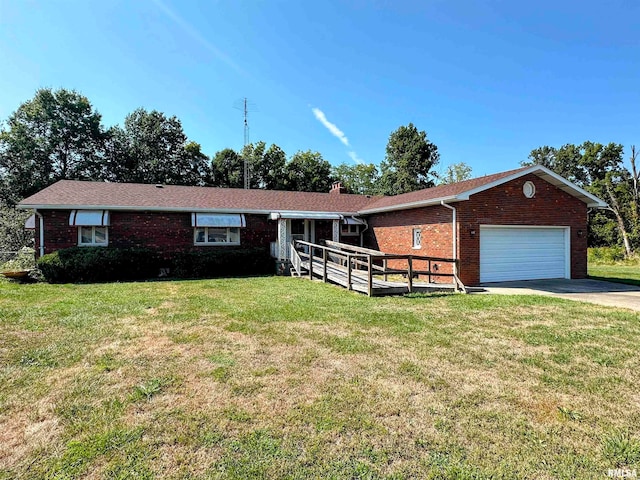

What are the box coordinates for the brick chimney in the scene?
[330,181,347,194]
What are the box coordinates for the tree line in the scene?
[524,142,640,255]
[0,88,450,208]
[3,87,637,256]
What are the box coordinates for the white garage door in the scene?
[480,226,569,283]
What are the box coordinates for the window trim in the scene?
[340,224,360,236]
[412,228,422,249]
[78,226,109,247]
[194,226,241,246]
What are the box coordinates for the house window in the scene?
[412,228,422,249]
[194,227,240,245]
[341,224,360,236]
[78,226,108,246]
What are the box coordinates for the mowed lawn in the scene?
[1,276,640,479]
[589,264,640,286]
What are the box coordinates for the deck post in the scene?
[383,258,388,281]
[322,247,328,283]
[428,259,432,284]
[347,254,352,290]
[407,256,413,293]
[308,245,313,279]
[367,254,373,297]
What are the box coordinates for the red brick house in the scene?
[18,165,606,285]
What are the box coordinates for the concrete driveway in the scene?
[474,278,640,311]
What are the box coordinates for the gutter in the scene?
[346,216,369,247]
[18,204,362,217]
[35,210,44,257]
[358,195,460,215]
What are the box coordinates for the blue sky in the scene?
[0,0,638,177]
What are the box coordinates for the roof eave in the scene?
[17,203,362,216]
[458,165,609,207]
[357,195,461,214]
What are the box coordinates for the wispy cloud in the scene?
[348,151,364,165]
[150,0,245,75]
[312,108,350,147]
[311,107,365,164]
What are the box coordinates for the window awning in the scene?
[24,214,36,229]
[191,213,246,227]
[69,210,110,226]
[342,217,366,225]
[269,212,343,220]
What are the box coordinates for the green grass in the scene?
[589,264,640,286]
[1,276,639,478]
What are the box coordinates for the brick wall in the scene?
[365,204,455,281]
[457,173,587,284]
[365,173,588,285]
[36,210,277,258]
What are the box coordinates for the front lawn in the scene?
[1,277,639,478]
[589,264,640,286]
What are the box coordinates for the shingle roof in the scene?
[360,166,530,212]
[18,180,378,214]
[18,165,607,214]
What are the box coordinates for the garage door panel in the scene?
[480,227,568,282]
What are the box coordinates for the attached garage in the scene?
[479,226,569,283]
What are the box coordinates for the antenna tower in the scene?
[234,97,257,189]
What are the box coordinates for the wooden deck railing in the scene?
[292,240,465,295]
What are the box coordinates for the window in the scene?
[79,226,108,246]
[412,228,422,249]
[341,224,360,236]
[194,227,240,245]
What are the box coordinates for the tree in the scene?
[525,142,637,255]
[0,203,33,252]
[377,123,439,195]
[258,143,287,190]
[0,88,106,205]
[439,162,472,185]
[283,150,333,192]
[526,144,585,185]
[211,148,244,188]
[332,163,379,195]
[241,141,287,190]
[113,108,209,185]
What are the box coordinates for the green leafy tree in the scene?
[241,141,287,190]
[284,150,333,192]
[0,88,106,204]
[377,123,439,195]
[211,148,244,188]
[332,163,379,195]
[257,143,287,190]
[112,108,209,185]
[0,203,33,252]
[525,142,637,254]
[439,162,473,185]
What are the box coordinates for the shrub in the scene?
[1,247,36,272]
[38,247,159,283]
[588,246,639,265]
[171,247,273,279]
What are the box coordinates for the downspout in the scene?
[440,201,458,284]
[350,216,369,248]
[34,210,44,257]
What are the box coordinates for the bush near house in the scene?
[38,247,159,283]
[37,246,274,283]
[171,247,274,279]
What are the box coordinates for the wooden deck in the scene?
[290,240,465,297]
